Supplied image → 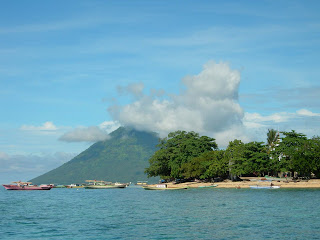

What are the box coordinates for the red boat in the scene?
[2,181,52,190]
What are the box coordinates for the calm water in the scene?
[1,186,320,240]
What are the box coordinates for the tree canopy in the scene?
[145,131,218,179]
[146,129,320,181]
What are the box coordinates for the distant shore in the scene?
[158,178,320,189]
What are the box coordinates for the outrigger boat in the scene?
[142,184,189,190]
[83,180,127,189]
[2,181,52,190]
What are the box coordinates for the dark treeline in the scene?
[145,130,320,181]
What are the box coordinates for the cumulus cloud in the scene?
[20,121,58,131]
[241,109,320,144]
[108,61,244,147]
[296,109,320,117]
[244,112,291,125]
[59,126,111,142]
[244,109,320,129]
[107,60,320,147]
[99,121,121,133]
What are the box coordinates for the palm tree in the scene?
[267,129,280,176]
[267,129,279,151]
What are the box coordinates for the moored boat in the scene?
[198,184,218,188]
[83,180,127,189]
[2,181,52,190]
[114,182,127,188]
[249,185,280,189]
[66,184,83,188]
[142,184,189,190]
[136,181,148,185]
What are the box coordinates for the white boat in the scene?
[142,184,189,190]
[66,183,83,188]
[83,180,126,189]
[249,185,280,189]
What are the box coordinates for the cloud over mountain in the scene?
[58,121,121,143]
[108,61,244,146]
[59,126,110,142]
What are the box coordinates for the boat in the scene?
[114,182,128,188]
[66,184,83,188]
[83,180,126,189]
[142,184,189,190]
[136,181,148,185]
[2,181,52,190]
[198,184,218,188]
[249,185,280,189]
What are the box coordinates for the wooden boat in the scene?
[66,184,83,188]
[83,180,126,189]
[198,184,218,188]
[142,184,189,190]
[2,181,52,190]
[249,185,280,189]
[136,181,148,185]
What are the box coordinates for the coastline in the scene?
[159,178,320,189]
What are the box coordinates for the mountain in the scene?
[30,127,159,185]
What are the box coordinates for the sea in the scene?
[1,186,320,240]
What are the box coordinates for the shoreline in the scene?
[157,178,320,189]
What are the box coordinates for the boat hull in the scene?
[3,185,52,190]
[142,186,189,190]
[249,186,280,189]
[84,185,124,189]
[198,184,218,188]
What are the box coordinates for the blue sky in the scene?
[1,0,320,183]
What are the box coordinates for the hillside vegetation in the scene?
[31,127,159,184]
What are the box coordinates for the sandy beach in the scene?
[158,178,320,189]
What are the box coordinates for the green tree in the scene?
[225,139,246,178]
[243,141,269,176]
[181,150,227,179]
[203,150,228,179]
[226,140,271,178]
[308,136,320,178]
[277,130,308,177]
[145,131,218,179]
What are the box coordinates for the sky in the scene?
[1,0,320,183]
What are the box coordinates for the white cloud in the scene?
[244,112,291,125]
[59,126,110,142]
[244,109,320,128]
[99,121,121,133]
[214,125,251,148]
[108,61,244,147]
[241,109,320,144]
[296,109,320,117]
[20,121,58,131]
